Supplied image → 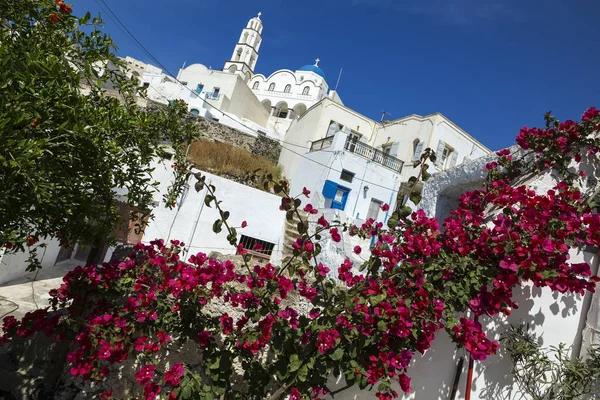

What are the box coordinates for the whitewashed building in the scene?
[280,97,491,221]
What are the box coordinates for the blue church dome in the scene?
[298,64,326,80]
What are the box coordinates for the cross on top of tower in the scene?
[257,12,262,19]
[314,58,320,67]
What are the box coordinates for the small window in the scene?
[196,84,204,94]
[367,198,383,221]
[302,86,310,95]
[340,169,354,183]
[441,147,451,165]
[239,235,275,261]
[284,84,291,93]
[252,81,259,89]
[181,81,188,86]
[277,109,288,118]
[213,87,220,96]
[190,109,200,115]
[382,145,392,155]
[268,83,275,91]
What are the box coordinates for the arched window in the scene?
[412,140,424,161]
[235,48,242,61]
[302,86,310,95]
[284,84,291,93]
[190,109,200,115]
[268,83,275,91]
[252,81,259,90]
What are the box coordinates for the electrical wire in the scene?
[92,0,402,194]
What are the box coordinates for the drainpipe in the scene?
[449,357,465,400]
[383,175,400,224]
[464,316,478,400]
[352,160,370,218]
[578,253,600,358]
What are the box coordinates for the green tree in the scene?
[0,0,196,265]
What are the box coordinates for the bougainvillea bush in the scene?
[2,107,600,400]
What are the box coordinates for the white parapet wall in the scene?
[143,160,286,265]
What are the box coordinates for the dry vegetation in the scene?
[187,139,283,190]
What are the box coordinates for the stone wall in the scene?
[134,96,276,166]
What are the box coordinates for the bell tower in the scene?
[223,12,263,82]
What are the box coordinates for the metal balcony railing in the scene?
[344,138,404,173]
[308,134,404,173]
[309,136,334,152]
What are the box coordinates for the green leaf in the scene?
[330,348,344,361]
[289,354,302,372]
[213,219,223,233]
[297,364,309,382]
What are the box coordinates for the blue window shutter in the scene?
[322,180,338,198]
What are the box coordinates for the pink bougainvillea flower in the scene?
[353,245,362,255]
[302,187,311,197]
[135,364,156,385]
[197,331,211,347]
[164,363,184,386]
[330,228,341,242]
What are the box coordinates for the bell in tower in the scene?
[223,12,263,82]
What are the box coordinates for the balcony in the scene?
[309,136,334,152]
[205,92,221,100]
[309,134,404,173]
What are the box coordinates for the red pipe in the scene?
[464,315,479,400]
[464,354,474,400]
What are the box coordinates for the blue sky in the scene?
[75,0,599,151]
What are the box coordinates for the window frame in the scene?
[340,169,355,183]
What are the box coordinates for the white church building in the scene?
[131,12,491,223]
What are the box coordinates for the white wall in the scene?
[143,64,270,129]
[288,131,401,225]
[369,114,491,183]
[250,69,328,114]
[279,98,379,182]
[382,152,600,400]
[143,161,286,265]
[0,238,63,285]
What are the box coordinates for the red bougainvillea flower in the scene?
[289,388,301,400]
[197,331,211,347]
[49,13,59,23]
[318,215,329,228]
[330,228,341,242]
[380,203,390,212]
[164,363,184,386]
[302,187,311,197]
[241,220,247,228]
[304,203,318,214]
[135,364,156,385]
[353,245,362,255]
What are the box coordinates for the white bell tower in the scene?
[223,12,263,82]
